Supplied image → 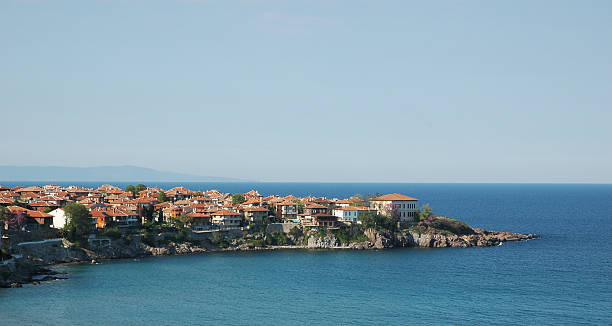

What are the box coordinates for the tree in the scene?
[416,204,434,222]
[135,184,147,194]
[126,185,136,196]
[232,194,245,205]
[126,184,147,196]
[158,192,168,203]
[359,212,397,232]
[62,203,92,243]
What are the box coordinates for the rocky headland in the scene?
[0,224,538,288]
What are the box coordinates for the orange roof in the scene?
[186,212,211,218]
[15,186,44,193]
[371,193,418,201]
[242,198,261,205]
[29,201,57,207]
[336,206,375,211]
[335,199,354,204]
[277,201,298,206]
[211,210,242,216]
[7,206,52,218]
[305,203,327,209]
[244,207,268,212]
[91,210,109,218]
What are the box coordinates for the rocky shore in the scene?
[1,228,538,288]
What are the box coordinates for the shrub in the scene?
[419,216,474,235]
[332,226,369,245]
[101,227,122,240]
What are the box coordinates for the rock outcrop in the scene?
[360,228,538,249]
[306,234,340,248]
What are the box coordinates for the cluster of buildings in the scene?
[0,184,419,232]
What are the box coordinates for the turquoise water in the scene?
[1,183,611,325]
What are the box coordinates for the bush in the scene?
[359,212,398,232]
[102,227,122,240]
[332,226,369,245]
[140,230,155,246]
[289,226,301,237]
[264,233,292,246]
[419,216,474,235]
[210,231,230,248]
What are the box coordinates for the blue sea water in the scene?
[0,183,611,325]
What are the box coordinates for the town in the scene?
[0,184,423,250]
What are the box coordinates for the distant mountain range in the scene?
[0,165,244,182]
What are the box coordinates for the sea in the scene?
[0,182,610,325]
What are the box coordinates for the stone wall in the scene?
[267,223,300,234]
[15,239,88,264]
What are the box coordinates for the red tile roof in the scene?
[243,207,268,212]
[371,193,418,201]
[211,210,242,216]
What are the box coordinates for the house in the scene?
[187,212,212,231]
[0,197,15,206]
[91,210,112,229]
[304,203,328,216]
[190,196,211,204]
[243,207,269,223]
[369,193,419,222]
[333,199,354,208]
[38,195,69,207]
[162,206,183,222]
[49,208,68,229]
[7,206,53,228]
[211,210,243,229]
[333,206,377,223]
[242,198,262,207]
[312,214,338,227]
[166,187,192,201]
[29,201,59,212]
[275,201,299,220]
[94,208,138,228]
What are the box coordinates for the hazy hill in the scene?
[0,165,244,182]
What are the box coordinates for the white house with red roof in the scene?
[211,210,243,229]
[369,193,419,222]
[333,206,377,223]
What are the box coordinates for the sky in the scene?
[1,0,611,182]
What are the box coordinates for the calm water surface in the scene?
[0,183,611,325]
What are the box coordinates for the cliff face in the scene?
[306,234,340,248]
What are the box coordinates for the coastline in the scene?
[1,227,538,288]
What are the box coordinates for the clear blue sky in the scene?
[1,0,611,182]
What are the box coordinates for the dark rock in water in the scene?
[10,282,22,288]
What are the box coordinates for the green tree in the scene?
[62,203,93,244]
[231,193,246,204]
[359,211,397,232]
[135,184,147,194]
[416,204,434,221]
[126,185,136,196]
[158,192,168,203]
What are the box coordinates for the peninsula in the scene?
[0,184,538,288]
